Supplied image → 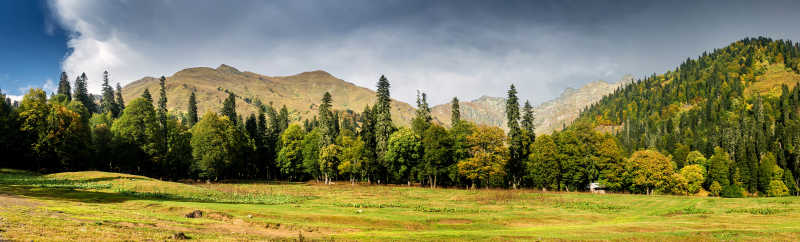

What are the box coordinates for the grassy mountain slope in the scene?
[122,65,416,125]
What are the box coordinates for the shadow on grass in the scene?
[0,170,311,205]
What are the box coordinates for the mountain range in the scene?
[122,64,631,131]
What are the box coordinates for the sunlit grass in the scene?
[1,169,799,241]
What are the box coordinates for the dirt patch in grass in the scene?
[208,219,313,238]
[0,194,42,207]
[437,219,472,225]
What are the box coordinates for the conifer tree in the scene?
[100,71,118,117]
[375,75,394,183]
[157,76,169,158]
[114,83,125,115]
[187,91,198,126]
[360,105,378,183]
[451,97,461,127]
[521,100,535,143]
[221,92,237,125]
[319,92,335,146]
[412,91,432,135]
[142,88,153,104]
[505,84,524,189]
[73,73,97,113]
[57,72,71,101]
[279,105,289,132]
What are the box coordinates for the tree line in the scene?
[1,37,797,197]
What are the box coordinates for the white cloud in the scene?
[6,95,23,103]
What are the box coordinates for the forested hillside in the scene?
[577,37,800,195]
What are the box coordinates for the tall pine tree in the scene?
[187,91,198,126]
[221,92,237,125]
[100,71,118,117]
[73,73,97,113]
[319,92,336,146]
[451,97,460,127]
[412,91,432,135]
[157,76,169,161]
[521,100,535,143]
[57,72,71,101]
[375,75,394,183]
[114,83,125,115]
[505,84,524,189]
[142,88,153,104]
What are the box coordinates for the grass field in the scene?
[1,169,799,241]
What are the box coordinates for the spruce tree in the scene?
[73,73,97,113]
[521,100,535,143]
[375,75,393,159]
[100,71,118,116]
[142,88,153,104]
[114,83,125,114]
[451,97,461,127]
[505,84,524,189]
[221,92,237,124]
[374,75,394,183]
[279,105,289,132]
[319,92,335,146]
[57,72,71,101]
[157,76,169,159]
[360,105,378,183]
[187,91,198,126]
[412,91,432,135]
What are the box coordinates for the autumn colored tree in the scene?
[337,132,365,184]
[319,144,341,184]
[626,150,674,195]
[458,125,507,189]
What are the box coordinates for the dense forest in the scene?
[578,37,800,196]
[1,37,798,197]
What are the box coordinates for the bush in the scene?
[709,181,722,196]
[767,180,789,197]
[721,184,744,198]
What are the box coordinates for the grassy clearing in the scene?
[1,169,799,241]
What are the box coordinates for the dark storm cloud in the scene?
[49,0,800,105]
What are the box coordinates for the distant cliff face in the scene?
[431,75,633,134]
[431,96,507,128]
[534,75,634,134]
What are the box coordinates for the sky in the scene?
[2,0,800,105]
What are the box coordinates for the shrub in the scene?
[767,180,789,197]
[721,184,744,198]
[709,181,722,196]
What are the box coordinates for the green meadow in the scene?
[0,169,798,241]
